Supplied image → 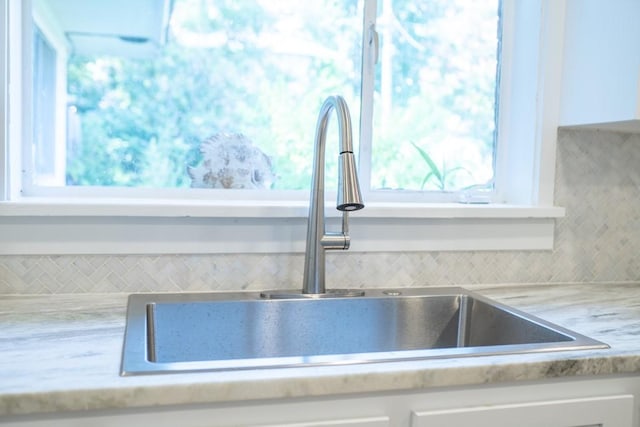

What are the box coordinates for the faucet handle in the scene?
[320,211,352,250]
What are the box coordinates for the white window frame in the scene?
[28,0,67,188]
[0,0,565,255]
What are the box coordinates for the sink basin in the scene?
[121,287,607,375]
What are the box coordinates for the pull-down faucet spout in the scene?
[260,95,364,300]
[301,96,364,295]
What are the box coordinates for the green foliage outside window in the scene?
[63,0,498,191]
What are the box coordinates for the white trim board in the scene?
[0,215,558,255]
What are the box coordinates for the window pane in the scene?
[32,27,57,182]
[35,0,363,190]
[371,0,499,192]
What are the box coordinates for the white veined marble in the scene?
[1,283,640,417]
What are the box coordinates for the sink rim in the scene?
[120,287,609,376]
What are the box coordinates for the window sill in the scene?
[0,199,565,255]
[0,198,564,218]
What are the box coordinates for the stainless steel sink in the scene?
[120,287,608,376]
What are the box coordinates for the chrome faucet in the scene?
[301,95,364,295]
[261,95,364,299]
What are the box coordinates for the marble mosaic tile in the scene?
[1,128,640,294]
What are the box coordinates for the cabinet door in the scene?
[1,413,390,427]
[256,417,389,427]
[411,394,633,427]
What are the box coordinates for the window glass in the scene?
[36,0,363,190]
[371,0,499,192]
[30,0,499,194]
[32,27,57,183]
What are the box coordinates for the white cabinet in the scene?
[560,0,640,132]
[257,418,389,427]
[2,378,637,427]
[412,395,634,427]
[0,411,391,427]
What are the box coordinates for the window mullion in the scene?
[20,0,33,197]
[5,0,27,200]
[0,0,7,200]
[358,0,377,197]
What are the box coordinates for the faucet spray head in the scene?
[337,151,364,211]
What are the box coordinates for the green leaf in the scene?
[411,142,443,187]
[421,171,435,190]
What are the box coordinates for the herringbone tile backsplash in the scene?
[2,128,640,294]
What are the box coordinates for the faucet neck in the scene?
[302,96,363,295]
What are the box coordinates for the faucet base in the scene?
[260,289,365,299]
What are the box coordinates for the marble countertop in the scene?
[2,283,640,417]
